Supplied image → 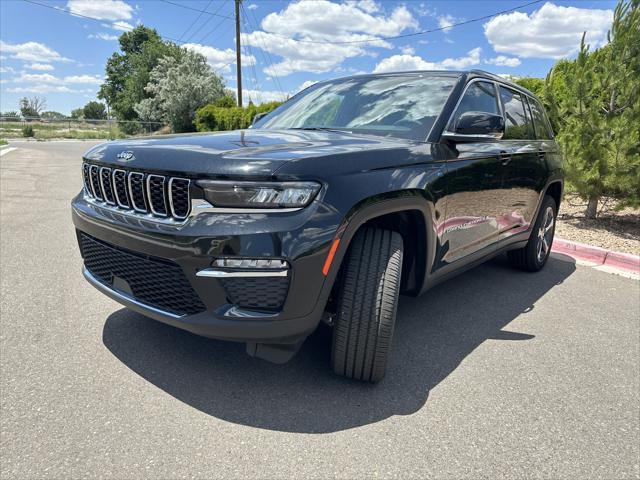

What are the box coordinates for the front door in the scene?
[439,80,508,264]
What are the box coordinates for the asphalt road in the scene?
[1,140,639,479]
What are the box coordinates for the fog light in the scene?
[212,258,289,270]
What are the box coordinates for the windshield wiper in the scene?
[288,127,351,133]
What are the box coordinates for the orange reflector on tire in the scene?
[322,238,341,276]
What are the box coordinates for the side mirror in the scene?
[442,111,504,142]
[251,112,268,128]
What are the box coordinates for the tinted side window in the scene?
[449,81,499,129]
[499,86,534,140]
[528,98,553,139]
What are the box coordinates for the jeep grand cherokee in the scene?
[72,70,563,382]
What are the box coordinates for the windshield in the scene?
[256,74,457,141]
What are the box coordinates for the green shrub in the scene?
[22,125,35,137]
[195,101,282,132]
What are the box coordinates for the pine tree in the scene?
[545,0,639,217]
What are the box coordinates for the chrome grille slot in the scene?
[128,172,147,212]
[147,175,167,216]
[113,169,129,208]
[82,163,91,194]
[89,165,103,200]
[82,163,191,222]
[100,167,115,205]
[169,178,191,219]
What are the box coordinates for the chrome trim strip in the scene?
[113,169,129,208]
[146,174,167,217]
[196,268,289,278]
[168,177,191,219]
[84,194,186,225]
[128,172,147,213]
[191,199,302,214]
[89,165,103,200]
[99,167,116,205]
[83,267,184,319]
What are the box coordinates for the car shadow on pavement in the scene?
[102,254,576,433]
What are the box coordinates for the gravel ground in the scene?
[557,195,640,255]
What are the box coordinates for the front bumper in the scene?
[72,192,340,344]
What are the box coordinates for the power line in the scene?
[197,1,233,44]
[241,2,286,99]
[185,0,230,43]
[159,0,233,20]
[250,0,544,45]
[22,0,184,44]
[178,0,213,41]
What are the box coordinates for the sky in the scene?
[0,0,617,115]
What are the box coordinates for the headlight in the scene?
[196,180,321,209]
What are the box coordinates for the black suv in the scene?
[73,70,563,382]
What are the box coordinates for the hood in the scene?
[83,129,411,178]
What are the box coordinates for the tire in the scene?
[331,227,403,382]
[507,195,557,272]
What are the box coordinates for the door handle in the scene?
[499,151,511,165]
[538,150,546,161]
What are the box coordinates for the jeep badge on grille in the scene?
[116,151,135,161]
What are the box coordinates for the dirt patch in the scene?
[557,195,639,255]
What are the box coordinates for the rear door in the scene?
[496,85,540,239]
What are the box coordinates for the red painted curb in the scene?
[552,238,639,274]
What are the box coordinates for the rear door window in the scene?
[499,86,534,140]
[448,81,500,130]
[528,98,553,139]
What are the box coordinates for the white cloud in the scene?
[6,85,77,94]
[10,72,102,86]
[15,73,59,83]
[415,2,435,18]
[438,14,456,32]
[0,66,16,74]
[247,3,258,10]
[242,0,417,76]
[400,45,415,55]
[63,74,103,84]
[110,20,134,31]
[297,80,318,93]
[484,2,613,59]
[242,89,289,104]
[183,43,255,72]
[67,0,133,21]
[24,63,55,71]
[0,40,72,63]
[88,32,119,41]
[373,48,481,73]
[485,56,521,67]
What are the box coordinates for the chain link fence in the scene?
[0,116,167,140]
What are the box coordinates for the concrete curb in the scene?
[552,238,640,274]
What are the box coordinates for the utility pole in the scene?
[235,0,242,107]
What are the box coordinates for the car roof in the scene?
[311,69,538,99]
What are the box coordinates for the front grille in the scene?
[82,162,191,221]
[221,277,290,310]
[80,233,206,316]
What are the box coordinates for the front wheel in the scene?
[331,228,403,382]
[507,195,557,272]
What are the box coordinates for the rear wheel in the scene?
[508,195,557,272]
[331,228,403,382]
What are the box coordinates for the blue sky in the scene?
[0,0,616,114]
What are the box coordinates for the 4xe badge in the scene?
[116,151,135,161]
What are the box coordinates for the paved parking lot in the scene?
[1,140,639,479]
